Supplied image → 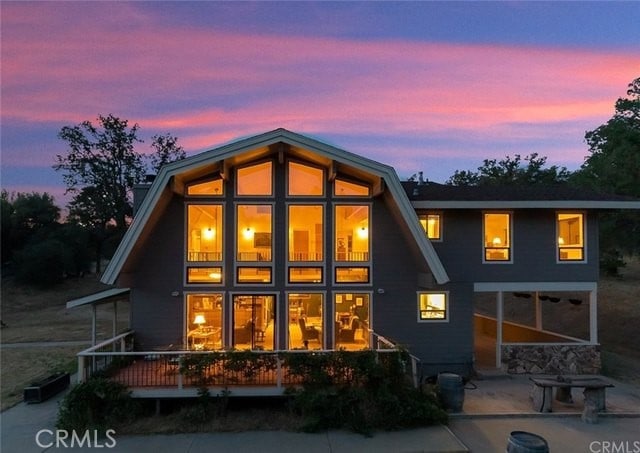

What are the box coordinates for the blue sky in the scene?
[2,1,639,207]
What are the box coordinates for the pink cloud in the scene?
[2,2,637,174]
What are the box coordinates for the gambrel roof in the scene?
[101,129,450,285]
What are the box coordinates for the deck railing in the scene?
[76,330,420,394]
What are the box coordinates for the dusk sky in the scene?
[2,1,639,207]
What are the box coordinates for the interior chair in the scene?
[298,318,320,342]
[337,317,360,343]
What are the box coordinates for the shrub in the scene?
[284,350,447,435]
[57,378,140,434]
[14,239,65,288]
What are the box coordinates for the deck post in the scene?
[276,356,282,389]
[589,288,598,344]
[496,291,503,368]
[535,291,542,330]
[77,355,86,384]
[177,356,183,390]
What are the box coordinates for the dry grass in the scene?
[1,274,129,411]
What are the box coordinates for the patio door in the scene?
[232,294,275,350]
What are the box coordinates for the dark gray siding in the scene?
[431,209,599,283]
[372,198,474,376]
[130,196,184,349]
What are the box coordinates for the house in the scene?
[69,128,640,395]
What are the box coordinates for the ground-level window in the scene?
[186,293,223,350]
[483,213,511,262]
[557,212,585,261]
[417,292,448,322]
[232,294,275,350]
[334,293,370,350]
[288,293,323,350]
[419,213,442,241]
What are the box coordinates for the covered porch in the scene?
[473,282,601,374]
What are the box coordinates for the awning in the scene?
[66,288,130,309]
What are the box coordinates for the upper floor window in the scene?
[288,205,323,261]
[419,213,442,240]
[484,213,511,262]
[237,204,272,261]
[187,178,223,196]
[335,205,369,262]
[288,162,324,196]
[187,205,223,262]
[335,179,370,197]
[237,161,272,196]
[557,212,585,261]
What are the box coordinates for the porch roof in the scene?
[66,288,130,309]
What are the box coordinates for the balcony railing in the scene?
[76,331,419,395]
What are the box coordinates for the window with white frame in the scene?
[417,292,448,321]
[557,212,585,261]
[483,213,511,262]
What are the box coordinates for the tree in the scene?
[575,77,640,258]
[446,153,571,186]
[149,133,185,173]
[577,77,640,198]
[55,114,145,233]
[1,191,14,264]
[8,192,60,257]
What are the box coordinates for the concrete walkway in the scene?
[2,373,639,452]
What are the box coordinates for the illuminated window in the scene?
[335,205,369,262]
[335,179,370,197]
[288,205,323,261]
[335,293,370,350]
[186,294,223,350]
[233,294,275,350]
[187,205,223,262]
[288,162,324,196]
[419,213,442,240]
[187,267,222,284]
[288,267,323,284]
[335,267,369,283]
[237,267,272,284]
[237,161,272,195]
[288,293,323,350]
[557,213,585,261]
[418,292,448,321]
[187,178,223,196]
[484,213,511,262]
[237,205,272,261]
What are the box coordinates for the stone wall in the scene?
[501,344,601,374]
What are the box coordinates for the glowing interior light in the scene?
[357,226,369,239]
[243,227,254,240]
[492,237,502,246]
[203,227,215,240]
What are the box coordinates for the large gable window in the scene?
[237,204,272,262]
[187,205,223,262]
[288,162,324,196]
[483,213,511,262]
[557,212,585,261]
[335,205,370,262]
[187,178,223,196]
[335,179,370,197]
[288,205,323,261]
[237,161,273,196]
